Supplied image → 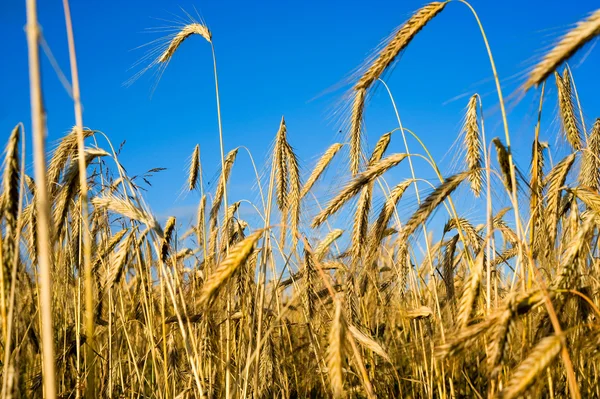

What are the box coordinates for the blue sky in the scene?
[1,0,599,232]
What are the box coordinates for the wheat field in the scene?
[2,1,600,398]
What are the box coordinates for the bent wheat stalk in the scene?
[349,2,447,174]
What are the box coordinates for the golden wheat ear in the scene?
[158,23,212,64]
[348,2,447,175]
[463,95,483,196]
[188,144,200,191]
[197,230,263,307]
[523,8,600,90]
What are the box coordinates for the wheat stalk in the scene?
[327,299,347,398]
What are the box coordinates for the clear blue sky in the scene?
[1,0,599,229]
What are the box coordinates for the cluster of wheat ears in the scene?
[2,0,600,398]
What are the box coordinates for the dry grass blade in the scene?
[197,231,262,307]
[498,334,562,399]
[158,23,212,63]
[327,299,347,399]
[463,95,483,196]
[188,144,200,191]
[301,143,343,198]
[523,8,600,90]
[312,153,407,228]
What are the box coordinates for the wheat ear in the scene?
[555,72,582,151]
[523,8,600,90]
[349,2,446,175]
[301,143,343,198]
[312,153,407,228]
[498,334,562,399]
[188,144,200,191]
[579,118,600,190]
[463,95,483,196]
[399,171,469,242]
[198,231,262,307]
[158,23,212,63]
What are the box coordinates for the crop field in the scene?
[1,1,600,398]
